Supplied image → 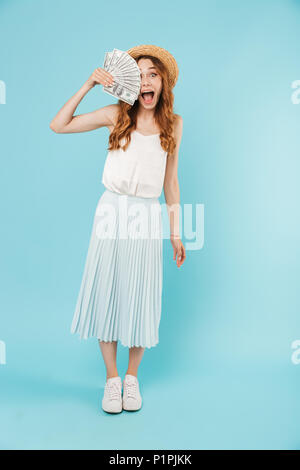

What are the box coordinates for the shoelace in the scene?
[106,381,121,400]
[124,380,138,399]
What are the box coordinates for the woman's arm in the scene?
[49,67,117,134]
[163,114,183,238]
[163,115,186,268]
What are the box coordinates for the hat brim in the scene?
[127,44,179,89]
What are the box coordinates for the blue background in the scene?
[1,0,300,450]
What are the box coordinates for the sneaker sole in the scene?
[122,402,142,411]
[102,406,123,414]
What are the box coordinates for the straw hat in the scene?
[127,44,179,89]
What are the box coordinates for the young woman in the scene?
[50,44,186,414]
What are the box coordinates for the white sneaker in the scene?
[102,376,122,413]
[122,374,142,411]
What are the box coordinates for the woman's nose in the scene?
[141,75,150,85]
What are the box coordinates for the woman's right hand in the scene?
[86,67,114,88]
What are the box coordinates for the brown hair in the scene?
[107,55,177,157]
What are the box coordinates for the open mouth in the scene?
[141,91,154,104]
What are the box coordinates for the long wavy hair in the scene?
[107,55,177,156]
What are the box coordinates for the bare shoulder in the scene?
[174,113,183,123]
[173,114,183,141]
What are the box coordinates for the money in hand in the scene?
[102,48,141,105]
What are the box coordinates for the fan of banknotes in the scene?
[102,48,141,105]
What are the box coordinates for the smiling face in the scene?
[137,58,163,109]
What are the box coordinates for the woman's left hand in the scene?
[170,236,186,268]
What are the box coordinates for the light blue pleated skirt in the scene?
[70,188,163,348]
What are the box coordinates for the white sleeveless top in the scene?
[101,130,168,198]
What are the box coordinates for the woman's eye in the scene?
[140,73,157,78]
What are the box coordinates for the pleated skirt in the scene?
[70,188,163,348]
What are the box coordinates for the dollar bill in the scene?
[103,82,137,105]
[102,48,141,105]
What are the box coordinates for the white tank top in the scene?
[101,130,168,198]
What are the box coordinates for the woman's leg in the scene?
[98,340,119,380]
[126,346,145,377]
